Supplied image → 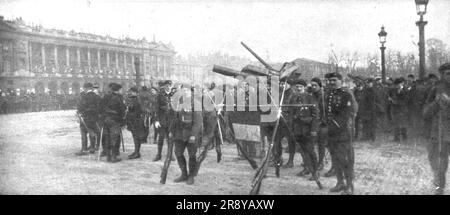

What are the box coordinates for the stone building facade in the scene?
[0,17,176,95]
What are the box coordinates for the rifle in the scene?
[205,92,258,169]
[250,79,288,195]
[120,128,125,152]
[97,126,104,161]
[160,114,176,184]
[76,112,97,138]
[241,42,277,73]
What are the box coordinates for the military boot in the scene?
[128,142,141,159]
[100,150,107,157]
[106,150,112,162]
[75,150,89,156]
[341,184,354,195]
[330,170,346,192]
[88,145,96,154]
[296,168,310,177]
[186,157,197,185]
[282,153,294,169]
[110,155,122,163]
[110,150,122,163]
[434,186,444,195]
[329,182,346,193]
[128,152,141,159]
[153,144,163,161]
[174,156,188,183]
[324,167,336,177]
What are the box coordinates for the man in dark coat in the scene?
[100,83,126,163]
[388,78,409,142]
[423,63,450,195]
[153,80,176,162]
[125,86,148,159]
[172,88,203,185]
[361,78,377,141]
[310,77,328,171]
[76,83,101,156]
[324,72,356,195]
[289,78,320,182]
[353,81,364,140]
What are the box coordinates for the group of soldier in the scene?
[74,62,450,195]
[0,91,78,114]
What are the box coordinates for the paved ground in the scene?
[0,110,443,194]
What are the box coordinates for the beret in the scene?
[108,83,122,91]
[310,77,322,87]
[291,78,307,86]
[394,78,405,85]
[438,63,450,72]
[129,86,138,92]
[83,83,93,88]
[325,72,343,80]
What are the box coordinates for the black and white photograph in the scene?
[0,0,450,196]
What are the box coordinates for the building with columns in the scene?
[0,17,176,95]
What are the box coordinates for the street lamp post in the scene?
[415,0,429,80]
[134,57,142,87]
[378,26,387,83]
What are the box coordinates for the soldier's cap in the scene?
[394,77,405,85]
[310,77,322,87]
[407,74,415,78]
[162,80,172,86]
[129,86,138,92]
[438,62,450,72]
[428,73,438,79]
[291,78,307,87]
[93,83,100,88]
[325,72,343,80]
[83,83,94,89]
[279,76,288,83]
[108,83,122,91]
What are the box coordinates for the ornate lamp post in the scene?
[415,0,429,80]
[378,26,387,83]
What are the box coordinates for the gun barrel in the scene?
[240,42,276,72]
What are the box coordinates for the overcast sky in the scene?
[1,0,449,63]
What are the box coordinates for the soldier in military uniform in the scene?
[75,83,101,156]
[423,63,450,195]
[100,83,126,163]
[289,79,320,182]
[388,78,409,142]
[125,86,148,159]
[310,77,327,171]
[153,80,176,162]
[361,78,377,141]
[353,81,364,140]
[324,72,356,194]
[273,77,297,169]
[172,87,203,185]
